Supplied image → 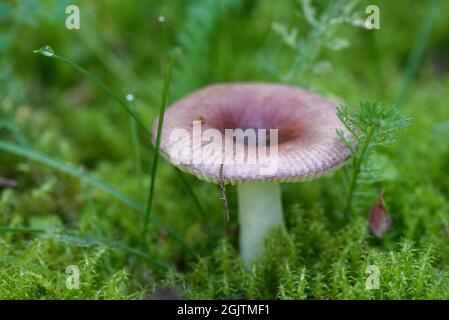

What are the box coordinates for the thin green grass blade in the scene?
[0,226,47,234]
[142,57,173,243]
[0,226,171,270]
[33,46,151,136]
[128,102,144,200]
[396,0,443,107]
[0,140,196,256]
[0,119,30,146]
[33,46,207,242]
[175,169,211,233]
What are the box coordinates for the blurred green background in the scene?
[0,0,449,299]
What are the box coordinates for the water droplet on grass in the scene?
[158,16,165,23]
[126,93,134,102]
[33,45,55,57]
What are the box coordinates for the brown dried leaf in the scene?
[369,193,392,237]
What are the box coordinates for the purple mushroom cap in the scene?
[152,82,351,184]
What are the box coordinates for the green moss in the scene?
[1,0,449,299]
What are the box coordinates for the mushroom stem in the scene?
[237,182,284,264]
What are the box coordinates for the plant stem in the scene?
[237,182,284,265]
[344,126,376,215]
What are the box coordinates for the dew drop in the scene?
[158,16,165,23]
[126,93,135,102]
[34,45,55,57]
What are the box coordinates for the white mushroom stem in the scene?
[237,182,284,265]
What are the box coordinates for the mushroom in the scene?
[152,83,351,264]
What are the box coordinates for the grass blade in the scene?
[142,57,173,243]
[0,119,30,146]
[33,46,207,244]
[175,169,211,233]
[0,140,196,256]
[33,47,151,136]
[128,100,144,200]
[0,226,171,270]
[396,0,443,107]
